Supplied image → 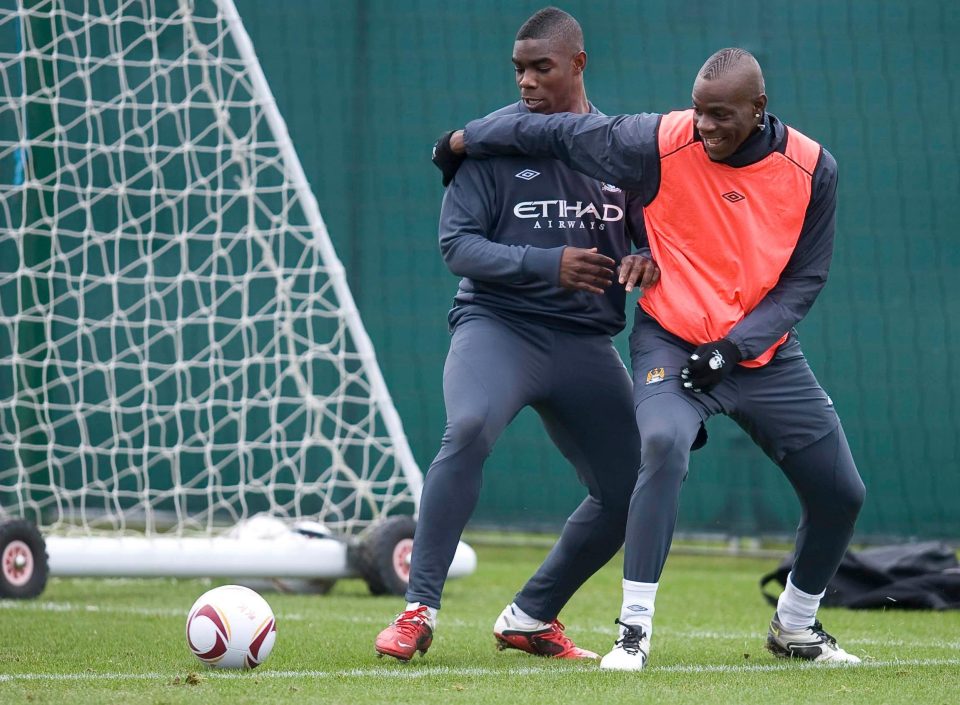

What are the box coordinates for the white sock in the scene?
[620,579,658,641]
[505,602,546,629]
[776,573,824,631]
[405,601,438,628]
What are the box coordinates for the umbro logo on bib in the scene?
[721,191,745,203]
[515,169,540,180]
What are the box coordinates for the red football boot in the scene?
[375,605,434,661]
[493,606,598,659]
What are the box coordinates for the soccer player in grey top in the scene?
[374,7,658,661]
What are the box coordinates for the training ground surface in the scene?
[1,541,958,704]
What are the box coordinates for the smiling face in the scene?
[691,64,767,161]
[512,38,587,115]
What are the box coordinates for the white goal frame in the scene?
[0,0,474,585]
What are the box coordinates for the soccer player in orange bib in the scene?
[434,47,865,669]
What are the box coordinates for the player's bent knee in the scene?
[810,471,864,526]
[600,495,631,524]
[640,422,694,468]
[832,443,866,521]
[442,412,496,455]
[838,475,866,521]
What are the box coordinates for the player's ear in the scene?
[572,50,586,74]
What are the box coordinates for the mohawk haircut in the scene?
[516,7,584,53]
[698,47,756,80]
[697,47,765,94]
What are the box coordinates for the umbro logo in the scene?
[721,191,745,203]
[515,169,540,181]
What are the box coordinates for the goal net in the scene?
[0,0,422,553]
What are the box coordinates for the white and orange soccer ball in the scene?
[186,585,277,669]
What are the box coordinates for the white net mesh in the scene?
[0,0,419,538]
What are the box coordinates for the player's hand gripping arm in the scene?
[557,247,617,295]
[618,253,660,293]
[560,188,654,295]
[618,194,660,293]
[432,130,465,187]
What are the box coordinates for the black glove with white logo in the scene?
[681,338,742,393]
[432,130,465,187]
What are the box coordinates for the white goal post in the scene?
[0,0,474,592]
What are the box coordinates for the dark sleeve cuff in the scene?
[521,246,565,285]
[722,333,749,362]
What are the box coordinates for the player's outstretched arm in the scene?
[461,111,660,192]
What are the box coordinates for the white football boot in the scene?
[599,620,650,671]
[766,613,861,664]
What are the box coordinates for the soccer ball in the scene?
[186,585,277,669]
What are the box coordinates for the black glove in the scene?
[681,338,742,393]
[432,130,465,187]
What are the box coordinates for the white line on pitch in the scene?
[3,600,960,650]
[2,658,959,683]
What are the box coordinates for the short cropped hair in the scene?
[516,7,584,53]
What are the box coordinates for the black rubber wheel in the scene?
[0,519,48,599]
[352,516,417,596]
[269,577,337,595]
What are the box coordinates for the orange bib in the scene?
[641,110,821,366]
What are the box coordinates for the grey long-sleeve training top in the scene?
[440,101,648,337]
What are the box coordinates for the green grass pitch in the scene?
[1,541,958,704]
